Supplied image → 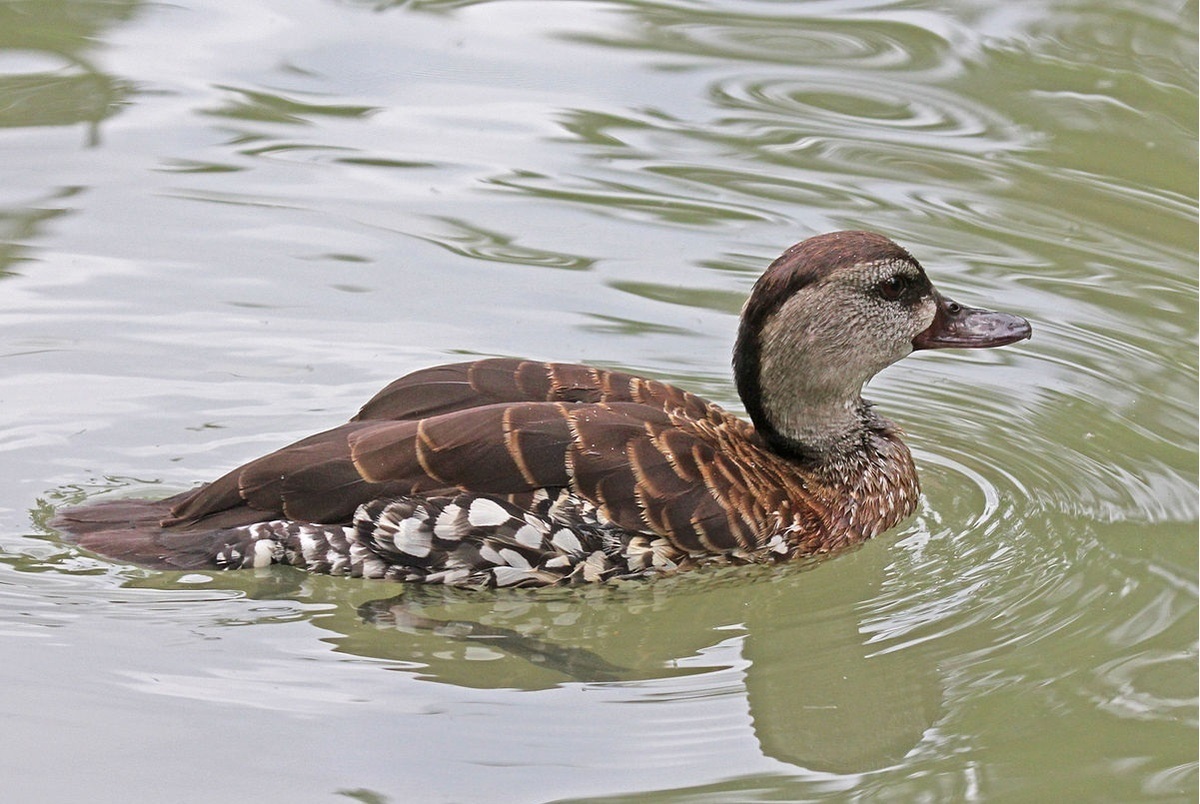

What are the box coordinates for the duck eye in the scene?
[878,275,909,301]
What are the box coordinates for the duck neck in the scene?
[735,324,879,466]
[733,280,895,467]
[765,394,873,462]
[754,391,892,477]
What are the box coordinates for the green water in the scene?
[0,1,1195,801]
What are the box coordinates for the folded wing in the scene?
[67,359,784,558]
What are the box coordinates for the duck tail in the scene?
[52,497,187,569]
[50,497,260,571]
[52,497,175,537]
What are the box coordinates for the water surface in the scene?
[0,1,1195,801]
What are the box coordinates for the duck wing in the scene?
[157,397,781,556]
[352,357,716,421]
[158,358,730,529]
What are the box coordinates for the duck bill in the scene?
[913,292,1032,350]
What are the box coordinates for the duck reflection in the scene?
[34,502,938,775]
[273,544,938,774]
[356,596,629,683]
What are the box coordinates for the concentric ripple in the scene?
[708,75,1026,146]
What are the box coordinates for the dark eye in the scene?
[878,274,909,301]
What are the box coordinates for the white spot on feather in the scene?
[514,524,543,548]
[581,550,609,583]
[378,506,403,529]
[550,528,583,554]
[434,504,463,540]
[252,539,275,568]
[498,548,531,569]
[394,518,431,558]
[299,533,320,561]
[478,544,504,566]
[360,556,387,579]
[468,498,510,527]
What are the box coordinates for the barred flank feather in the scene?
[90,490,687,588]
[351,491,642,587]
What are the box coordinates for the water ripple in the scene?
[897,369,1197,528]
[708,74,1028,147]
[409,216,597,270]
[483,168,789,227]
[203,84,380,125]
[563,4,954,73]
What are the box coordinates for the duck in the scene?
[53,231,1031,587]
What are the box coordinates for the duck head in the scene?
[733,231,1031,461]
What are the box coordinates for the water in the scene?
[0,0,1195,801]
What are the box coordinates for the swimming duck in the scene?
[53,231,1031,587]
